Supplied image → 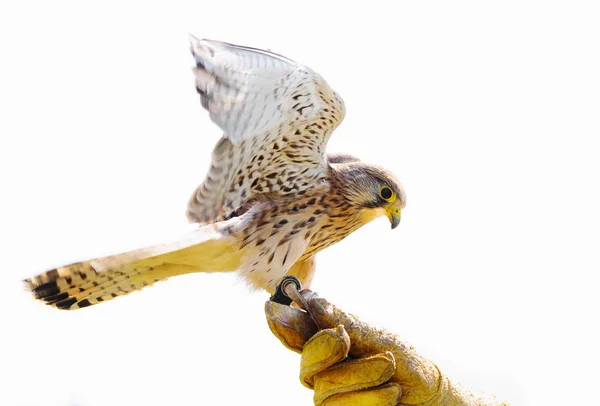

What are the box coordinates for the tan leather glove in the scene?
[265,291,506,406]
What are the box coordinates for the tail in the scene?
[24,227,242,310]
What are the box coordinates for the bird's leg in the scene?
[271,276,322,330]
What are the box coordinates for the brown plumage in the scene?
[24,37,406,310]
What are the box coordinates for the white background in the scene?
[1,1,599,405]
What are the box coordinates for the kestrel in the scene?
[24,37,406,310]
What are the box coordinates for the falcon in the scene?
[24,37,406,310]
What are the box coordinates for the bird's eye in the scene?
[379,186,395,202]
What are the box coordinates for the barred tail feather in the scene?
[24,227,242,310]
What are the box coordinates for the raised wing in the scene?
[187,37,346,224]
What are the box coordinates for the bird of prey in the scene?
[24,37,406,310]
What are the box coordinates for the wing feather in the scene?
[187,37,345,224]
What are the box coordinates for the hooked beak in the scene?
[387,208,401,229]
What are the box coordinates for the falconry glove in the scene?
[265,291,507,406]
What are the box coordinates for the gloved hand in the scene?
[265,290,506,406]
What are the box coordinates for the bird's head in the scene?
[334,163,406,229]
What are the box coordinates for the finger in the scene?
[319,382,402,406]
[313,351,396,405]
[265,301,318,353]
[300,326,350,388]
[304,293,441,404]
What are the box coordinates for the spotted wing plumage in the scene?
[187,37,346,224]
